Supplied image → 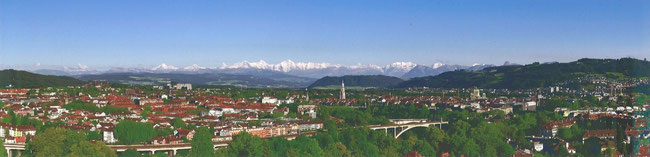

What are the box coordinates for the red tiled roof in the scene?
[403,150,423,157]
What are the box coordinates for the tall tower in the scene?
[305,88,310,102]
[340,80,346,99]
[470,88,481,100]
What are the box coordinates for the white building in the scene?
[299,122,323,131]
[470,88,486,100]
[103,129,117,143]
[534,142,544,152]
[174,83,192,90]
[261,97,278,105]
[207,108,224,117]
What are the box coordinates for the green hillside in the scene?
[308,75,404,88]
[0,69,85,88]
[398,58,650,89]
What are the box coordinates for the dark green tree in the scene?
[87,131,103,141]
[291,135,324,157]
[189,127,215,157]
[69,141,117,157]
[227,132,269,157]
[0,139,6,157]
[114,120,155,144]
[171,118,187,129]
[30,127,115,157]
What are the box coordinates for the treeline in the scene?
[317,106,391,126]
[214,105,530,157]
[308,75,404,88]
[539,97,619,111]
[318,106,566,156]
[633,84,650,95]
[214,125,444,157]
[0,69,84,88]
[398,58,650,89]
[27,127,116,157]
[63,100,130,114]
[113,120,179,145]
[212,106,540,157]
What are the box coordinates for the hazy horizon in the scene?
[2,57,647,72]
[1,0,649,67]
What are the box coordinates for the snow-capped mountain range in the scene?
[25,60,512,78]
[151,63,179,71]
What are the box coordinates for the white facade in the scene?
[526,101,537,107]
[207,109,224,117]
[174,83,192,90]
[103,131,117,143]
[534,142,544,152]
[261,97,278,104]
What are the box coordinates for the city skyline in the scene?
[1,0,648,67]
[0,1,649,156]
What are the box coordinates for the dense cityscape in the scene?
[0,58,649,157]
[2,1,648,157]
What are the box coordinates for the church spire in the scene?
[340,79,346,99]
[305,88,310,102]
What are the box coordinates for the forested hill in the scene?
[397,58,650,89]
[308,75,404,88]
[0,69,85,88]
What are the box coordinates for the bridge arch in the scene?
[394,125,429,139]
[368,121,448,139]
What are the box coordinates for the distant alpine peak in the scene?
[432,62,445,69]
[386,62,417,70]
[221,60,340,72]
[151,63,179,71]
[77,64,89,70]
[503,61,519,66]
[183,64,207,71]
[216,60,476,76]
[274,60,340,72]
[63,63,91,72]
[220,60,272,70]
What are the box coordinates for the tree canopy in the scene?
[114,120,155,144]
[30,127,116,157]
[189,127,215,157]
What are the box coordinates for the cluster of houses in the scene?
[532,110,648,155]
[0,82,323,145]
[0,123,36,144]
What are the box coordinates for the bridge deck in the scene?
[367,121,448,129]
[3,131,318,152]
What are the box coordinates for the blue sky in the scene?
[1,0,648,68]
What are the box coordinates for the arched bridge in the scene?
[3,141,230,156]
[368,120,448,139]
[107,141,230,155]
